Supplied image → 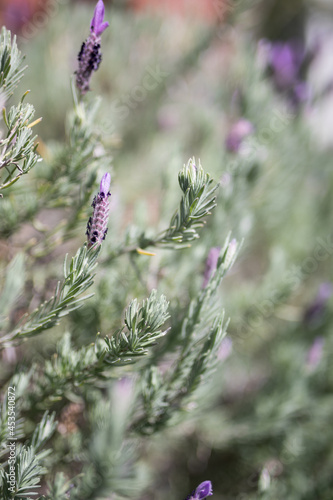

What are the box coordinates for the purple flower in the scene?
[91,0,109,36]
[225,119,254,153]
[86,173,111,247]
[261,39,310,107]
[293,81,310,104]
[303,283,332,325]
[306,336,325,369]
[203,247,220,287]
[76,0,109,95]
[186,481,213,500]
[269,41,304,89]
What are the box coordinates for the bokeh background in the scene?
[1,0,333,499]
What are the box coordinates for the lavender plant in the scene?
[2,1,332,498]
[0,3,240,498]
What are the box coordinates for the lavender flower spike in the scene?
[76,0,109,95]
[91,0,109,36]
[86,173,111,248]
[186,481,213,500]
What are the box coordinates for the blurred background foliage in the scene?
[1,0,333,498]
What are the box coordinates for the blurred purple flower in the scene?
[86,173,111,247]
[186,481,213,500]
[306,336,325,369]
[261,39,310,107]
[113,377,134,417]
[3,3,32,32]
[225,118,254,153]
[293,81,310,104]
[303,282,332,325]
[76,0,109,95]
[203,247,220,287]
[269,41,304,89]
[218,336,233,361]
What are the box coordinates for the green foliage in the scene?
[0,245,101,348]
[0,94,40,190]
[45,91,109,211]
[0,28,40,192]
[0,412,56,499]
[102,290,170,365]
[0,27,26,100]
[0,253,25,329]
[107,157,219,260]
[133,238,239,434]
[155,158,218,248]
[20,292,169,409]
[67,394,140,500]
